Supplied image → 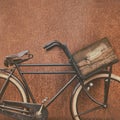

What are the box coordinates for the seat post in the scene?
[15,63,36,103]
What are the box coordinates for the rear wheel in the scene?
[0,72,28,120]
[71,73,120,120]
[0,73,27,102]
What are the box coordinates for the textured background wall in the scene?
[0,0,120,120]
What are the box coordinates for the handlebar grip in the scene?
[43,40,71,58]
[43,40,59,51]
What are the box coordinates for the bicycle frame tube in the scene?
[2,62,113,110]
[46,75,77,107]
[15,64,36,103]
[14,63,77,105]
[18,63,76,74]
[13,62,113,108]
[104,65,112,106]
[3,41,79,105]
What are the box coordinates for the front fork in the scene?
[103,65,112,107]
[74,65,113,108]
[82,66,112,108]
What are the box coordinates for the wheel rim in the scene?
[0,73,27,102]
[71,74,120,120]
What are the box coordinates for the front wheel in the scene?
[71,73,120,120]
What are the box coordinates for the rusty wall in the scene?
[0,0,120,120]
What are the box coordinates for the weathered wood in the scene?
[73,38,118,76]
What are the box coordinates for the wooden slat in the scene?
[73,38,118,76]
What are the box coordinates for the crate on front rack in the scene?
[73,38,119,76]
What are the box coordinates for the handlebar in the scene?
[43,40,72,59]
[43,40,64,51]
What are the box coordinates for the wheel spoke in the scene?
[76,105,103,117]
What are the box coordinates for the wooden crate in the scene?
[73,38,118,76]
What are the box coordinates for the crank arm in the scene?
[0,108,34,120]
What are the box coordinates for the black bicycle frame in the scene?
[13,62,113,109]
[14,62,77,107]
[0,40,114,120]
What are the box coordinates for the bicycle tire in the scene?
[0,72,27,102]
[0,72,28,119]
[71,73,120,120]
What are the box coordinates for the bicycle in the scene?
[0,37,120,120]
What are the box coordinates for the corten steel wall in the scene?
[0,0,120,120]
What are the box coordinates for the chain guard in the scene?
[0,101,48,120]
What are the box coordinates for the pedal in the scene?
[42,97,49,104]
[36,97,48,117]
[0,101,48,120]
